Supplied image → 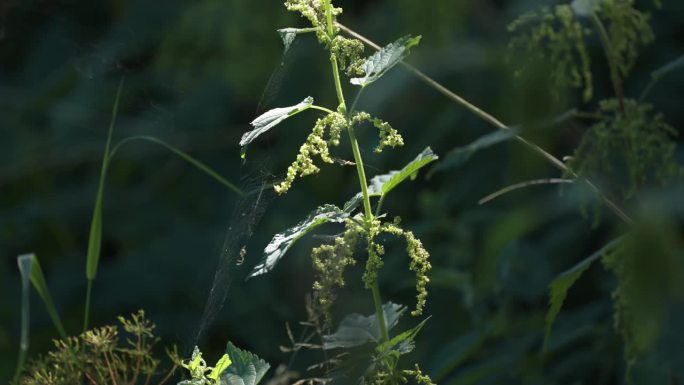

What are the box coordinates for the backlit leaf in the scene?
[248,204,349,278]
[240,97,314,158]
[351,36,421,87]
[367,147,438,197]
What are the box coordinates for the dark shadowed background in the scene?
[1,0,683,384]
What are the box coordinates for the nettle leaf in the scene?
[571,0,600,17]
[350,35,422,87]
[240,97,314,158]
[544,237,624,348]
[323,303,405,349]
[429,128,519,176]
[249,204,349,278]
[209,354,233,381]
[221,342,270,385]
[367,147,438,197]
[376,317,429,359]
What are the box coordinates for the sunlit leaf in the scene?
[323,303,405,349]
[376,317,429,358]
[367,147,438,197]
[208,354,232,381]
[544,237,624,348]
[222,341,270,385]
[240,97,314,158]
[350,35,422,87]
[429,128,519,175]
[249,204,349,278]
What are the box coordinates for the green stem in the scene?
[108,135,244,196]
[371,282,390,341]
[83,280,93,332]
[310,105,335,114]
[324,0,389,342]
[374,195,386,217]
[347,126,373,221]
[591,12,625,114]
[325,0,346,113]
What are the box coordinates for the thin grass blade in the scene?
[27,255,67,339]
[84,78,124,331]
[13,254,34,383]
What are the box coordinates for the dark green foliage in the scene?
[544,237,623,348]
[602,219,684,376]
[2,0,682,384]
[598,0,654,77]
[568,99,679,198]
[508,5,593,101]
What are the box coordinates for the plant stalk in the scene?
[83,280,93,332]
[591,12,625,114]
[371,283,390,341]
[324,0,389,342]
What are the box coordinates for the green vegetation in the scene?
[4,0,682,384]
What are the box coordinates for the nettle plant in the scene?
[508,0,679,200]
[241,0,435,383]
[508,0,682,378]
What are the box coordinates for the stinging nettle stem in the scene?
[324,0,389,342]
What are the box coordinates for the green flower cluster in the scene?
[274,112,346,194]
[312,217,363,324]
[284,0,341,43]
[568,99,679,198]
[352,112,405,153]
[363,217,431,316]
[508,0,658,103]
[331,35,365,76]
[598,0,654,77]
[403,364,436,385]
[508,5,593,101]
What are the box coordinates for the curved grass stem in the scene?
[108,135,244,196]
